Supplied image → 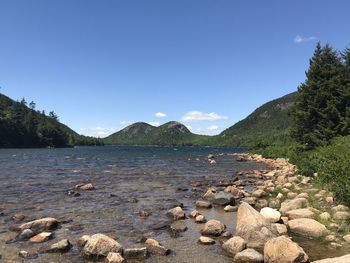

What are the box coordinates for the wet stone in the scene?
[123,247,148,260]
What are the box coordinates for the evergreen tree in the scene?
[291,43,344,148]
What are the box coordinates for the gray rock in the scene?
[41,239,72,253]
[234,248,264,263]
[123,247,148,260]
[19,229,35,240]
[213,191,235,206]
[222,236,246,256]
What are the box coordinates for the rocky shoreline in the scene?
[1,153,350,262]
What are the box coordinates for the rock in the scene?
[274,224,288,235]
[224,205,237,212]
[285,208,315,220]
[287,192,298,199]
[139,210,151,218]
[234,248,264,263]
[332,205,348,213]
[260,207,281,223]
[18,250,38,259]
[106,252,124,263]
[296,193,309,199]
[209,159,216,164]
[276,193,283,199]
[288,218,328,238]
[76,183,95,190]
[222,231,233,238]
[283,183,293,188]
[18,229,35,240]
[281,216,288,225]
[222,236,246,256]
[41,239,71,253]
[203,187,216,199]
[145,239,170,256]
[313,254,350,263]
[195,201,212,209]
[325,235,337,242]
[255,199,268,210]
[123,247,148,260]
[252,190,266,198]
[326,196,334,204]
[241,197,257,206]
[30,232,53,243]
[279,198,308,215]
[195,215,206,223]
[264,236,309,263]
[333,211,350,220]
[166,206,185,220]
[269,199,281,209]
[170,220,187,232]
[207,154,215,159]
[77,235,90,248]
[67,190,81,197]
[189,210,199,218]
[236,202,278,248]
[201,219,226,236]
[343,234,350,242]
[213,191,235,206]
[319,212,331,221]
[18,217,58,234]
[12,213,26,222]
[198,236,215,245]
[82,234,122,258]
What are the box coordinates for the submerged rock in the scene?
[106,252,124,263]
[41,239,72,253]
[123,247,148,260]
[264,236,309,263]
[195,201,212,209]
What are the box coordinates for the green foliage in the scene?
[0,93,103,148]
[291,43,350,148]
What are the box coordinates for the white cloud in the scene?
[148,121,160,126]
[120,121,132,126]
[78,127,117,138]
[182,111,228,122]
[294,35,317,44]
[155,112,166,118]
[188,125,221,135]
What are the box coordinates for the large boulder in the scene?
[213,191,235,206]
[236,202,278,248]
[260,207,281,223]
[201,219,226,236]
[279,198,308,215]
[18,218,58,234]
[313,254,350,263]
[285,208,315,220]
[288,218,328,238]
[222,236,246,256]
[234,248,264,263]
[264,236,309,263]
[82,234,122,258]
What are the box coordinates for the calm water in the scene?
[0,146,264,262]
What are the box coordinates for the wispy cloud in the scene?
[155,112,166,118]
[120,120,132,126]
[294,35,317,44]
[182,111,228,122]
[148,121,160,126]
[78,127,117,138]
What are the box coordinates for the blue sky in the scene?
[1,1,350,137]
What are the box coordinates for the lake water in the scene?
[0,146,264,262]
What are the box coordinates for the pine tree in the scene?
[291,43,343,148]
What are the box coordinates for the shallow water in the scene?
[0,146,260,262]
[0,146,349,262]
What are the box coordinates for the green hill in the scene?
[104,121,210,146]
[213,92,298,147]
[0,93,102,148]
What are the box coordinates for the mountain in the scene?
[0,93,103,148]
[213,92,298,147]
[104,121,210,146]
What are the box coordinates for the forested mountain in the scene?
[104,121,210,146]
[212,92,297,147]
[0,93,103,148]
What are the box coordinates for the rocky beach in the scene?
[1,147,350,262]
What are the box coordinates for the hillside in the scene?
[213,92,298,147]
[104,121,210,146]
[0,93,103,148]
